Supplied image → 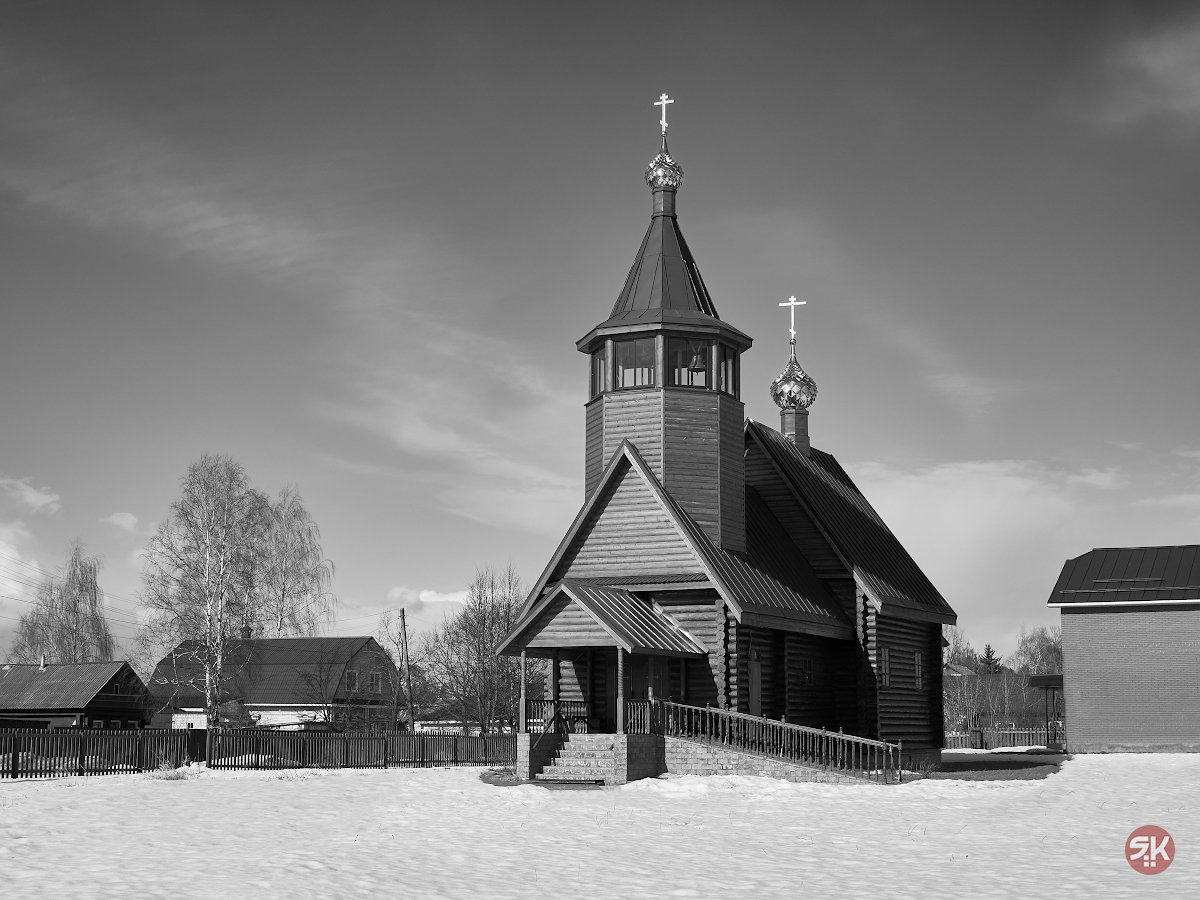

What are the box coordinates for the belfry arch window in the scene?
[718,343,739,398]
[615,337,655,389]
[590,347,606,398]
[667,337,710,388]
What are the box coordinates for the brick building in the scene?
[1048,545,1200,752]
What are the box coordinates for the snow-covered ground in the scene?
[1,754,1194,898]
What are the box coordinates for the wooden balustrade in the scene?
[655,701,902,783]
[523,699,590,734]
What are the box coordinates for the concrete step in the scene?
[554,749,613,760]
[562,736,615,749]
[547,760,613,772]
[535,772,606,784]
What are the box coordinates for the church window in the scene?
[879,647,891,688]
[590,348,606,397]
[615,338,655,389]
[914,652,923,691]
[667,338,710,388]
[719,343,739,398]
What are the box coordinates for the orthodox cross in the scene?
[655,93,674,134]
[779,295,806,343]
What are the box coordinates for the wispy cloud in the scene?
[0,476,61,514]
[386,586,469,613]
[100,512,139,534]
[1098,15,1200,127]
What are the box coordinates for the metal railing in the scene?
[1,728,192,779]
[656,701,902,783]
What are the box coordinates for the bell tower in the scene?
[576,104,752,552]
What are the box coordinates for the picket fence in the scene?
[0,728,193,779]
[206,729,515,770]
[0,728,515,778]
[945,728,1054,750]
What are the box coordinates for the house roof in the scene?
[518,440,854,641]
[1048,545,1200,608]
[150,636,389,707]
[499,580,709,658]
[746,420,956,624]
[0,661,130,711]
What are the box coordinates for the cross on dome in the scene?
[655,93,674,135]
[778,295,806,343]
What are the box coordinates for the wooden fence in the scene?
[945,728,1056,750]
[206,730,515,770]
[0,728,192,779]
[657,701,903,783]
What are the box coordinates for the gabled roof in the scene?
[518,440,853,639]
[746,420,956,624]
[1048,545,1200,608]
[150,636,390,707]
[0,661,134,711]
[499,580,708,658]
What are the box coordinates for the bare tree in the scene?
[140,454,269,728]
[942,625,978,671]
[419,565,527,734]
[1009,624,1062,674]
[9,540,115,664]
[251,485,336,637]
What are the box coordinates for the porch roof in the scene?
[498,580,709,659]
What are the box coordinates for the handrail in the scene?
[656,700,902,784]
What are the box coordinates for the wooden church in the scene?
[498,115,956,778]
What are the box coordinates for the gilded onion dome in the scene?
[645,136,684,191]
[770,342,817,410]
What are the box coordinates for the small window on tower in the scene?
[667,338,709,388]
[590,348,606,397]
[615,338,655,389]
[719,344,739,398]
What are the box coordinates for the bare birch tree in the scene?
[140,455,269,728]
[9,540,115,664]
[250,485,336,637]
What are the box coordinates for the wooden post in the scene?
[519,651,527,734]
[399,608,416,733]
[551,650,559,703]
[616,649,626,734]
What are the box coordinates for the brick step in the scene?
[535,772,606,783]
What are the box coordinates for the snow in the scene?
[2,754,1196,898]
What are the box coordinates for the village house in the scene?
[149,635,400,731]
[0,660,152,730]
[497,123,957,782]
[1048,544,1200,752]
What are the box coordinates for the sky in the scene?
[1,1,1198,660]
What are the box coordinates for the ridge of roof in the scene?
[746,420,956,623]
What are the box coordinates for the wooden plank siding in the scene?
[874,615,942,749]
[601,390,663,479]
[663,389,721,546]
[1061,607,1200,752]
[717,394,746,553]
[585,398,604,497]
[551,461,706,582]
[653,592,722,707]
[524,595,612,650]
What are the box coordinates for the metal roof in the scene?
[0,661,132,711]
[747,421,956,623]
[149,637,390,707]
[611,208,718,319]
[499,580,708,657]
[1048,545,1200,607]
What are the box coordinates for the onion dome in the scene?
[645,136,684,191]
[770,342,817,410]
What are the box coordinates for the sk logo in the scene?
[1126,826,1173,874]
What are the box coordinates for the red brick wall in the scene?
[1061,607,1200,752]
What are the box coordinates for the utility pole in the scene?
[399,608,417,733]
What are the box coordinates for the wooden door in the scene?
[749,650,762,716]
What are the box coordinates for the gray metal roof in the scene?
[747,421,955,623]
[0,661,131,710]
[150,637,391,706]
[1048,545,1200,607]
